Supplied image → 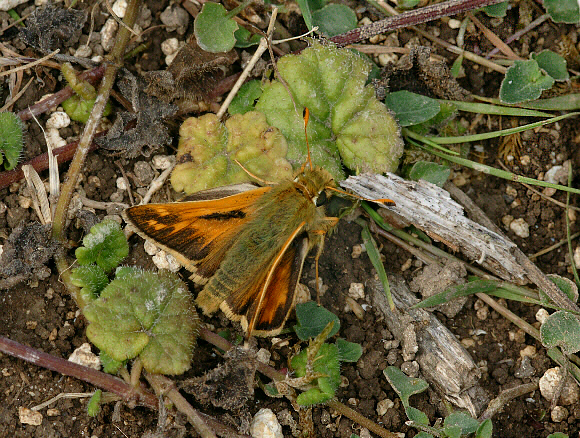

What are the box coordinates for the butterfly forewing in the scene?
[123,186,270,283]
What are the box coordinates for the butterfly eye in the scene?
[315,190,327,207]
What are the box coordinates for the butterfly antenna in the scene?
[303,107,313,170]
[325,186,396,206]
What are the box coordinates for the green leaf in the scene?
[412,279,498,309]
[0,111,24,170]
[70,264,109,302]
[75,219,129,272]
[532,50,569,81]
[83,268,199,375]
[541,274,579,304]
[87,390,102,417]
[484,1,508,17]
[383,366,429,408]
[361,220,393,310]
[408,161,450,187]
[540,310,580,355]
[255,42,403,180]
[336,338,362,362]
[397,0,420,9]
[312,4,357,37]
[547,433,569,438]
[99,351,124,374]
[405,406,429,425]
[544,0,579,23]
[443,412,479,434]
[234,26,262,48]
[294,301,340,340]
[194,2,238,53]
[475,419,493,438]
[62,95,112,124]
[499,60,555,104]
[292,343,341,405]
[414,433,435,438]
[443,426,462,438]
[229,80,263,115]
[296,0,314,29]
[384,91,441,127]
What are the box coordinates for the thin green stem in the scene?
[566,164,580,286]
[52,0,142,309]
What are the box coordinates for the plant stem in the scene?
[0,335,158,409]
[225,0,254,20]
[330,0,506,46]
[51,0,141,308]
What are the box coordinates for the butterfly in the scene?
[123,109,393,337]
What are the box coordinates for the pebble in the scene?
[544,165,566,185]
[551,405,568,422]
[46,111,71,130]
[0,0,27,10]
[539,367,580,405]
[46,408,60,417]
[100,18,118,52]
[448,18,462,29]
[351,244,364,259]
[376,398,394,416]
[509,218,529,238]
[250,408,283,438]
[256,348,271,364]
[536,308,549,324]
[401,360,419,377]
[152,250,180,272]
[348,282,365,300]
[112,0,127,18]
[345,296,365,320]
[116,177,128,191]
[514,355,535,378]
[160,5,189,35]
[68,343,101,370]
[18,407,42,426]
[520,345,536,358]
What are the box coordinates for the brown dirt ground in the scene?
[1,0,580,437]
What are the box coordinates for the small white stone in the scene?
[116,177,128,191]
[520,345,536,358]
[256,348,271,364]
[551,405,568,422]
[448,18,462,29]
[18,196,32,209]
[46,408,60,417]
[351,244,364,259]
[101,18,119,52]
[46,128,67,149]
[544,165,566,184]
[348,282,365,300]
[344,296,365,320]
[161,38,180,56]
[165,253,180,272]
[376,398,394,416]
[359,17,372,26]
[505,185,518,198]
[536,308,550,324]
[46,111,71,130]
[520,155,531,166]
[143,240,160,256]
[539,367,580,405]
[378,53,397,66]
[152,155,175,170]
[0,0,27,11]
[250,408,283,438]
[74,45,92,58]
[18,407,42,426]
[112,0,128,18]
[152,250,181,272]
[68,343,101,370]
[510,218,529,238]
[574,246,580,269]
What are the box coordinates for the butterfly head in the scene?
[293,165,336,207]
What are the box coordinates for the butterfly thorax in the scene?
[292,166,336,204]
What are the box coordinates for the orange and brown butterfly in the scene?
[123,109,394,337]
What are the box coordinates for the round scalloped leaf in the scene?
[255,42,403,180]
[499,59,555,104]
[83,268,199,375]
[75,219,129,272]
[171,111,293,194]
[194,2,238,53]
[70,264,109,302]
[540,310,580,355]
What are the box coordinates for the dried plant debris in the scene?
[20,5,86,53]
[97,71,177,158]
[143,36,238,109]
[0,222,59,290]
[377,46,469,101]
[180,347,257,410]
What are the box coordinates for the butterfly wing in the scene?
[217,224,311,337]
[123,184,270,283]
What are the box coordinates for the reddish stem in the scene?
[0,335,158,409]
[330,0,507,46]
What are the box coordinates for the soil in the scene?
[1,0,580,437]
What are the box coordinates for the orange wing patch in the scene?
[123,186,270,283]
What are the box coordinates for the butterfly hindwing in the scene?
[123,185,270,283]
